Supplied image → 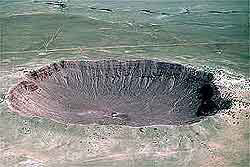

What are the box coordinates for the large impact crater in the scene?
[7,60,230,127]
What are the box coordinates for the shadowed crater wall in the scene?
[7,60,230,127]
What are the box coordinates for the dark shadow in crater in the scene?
[7,60,231,127]
[197,83,232,117]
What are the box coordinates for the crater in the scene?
[6,60,231,127]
